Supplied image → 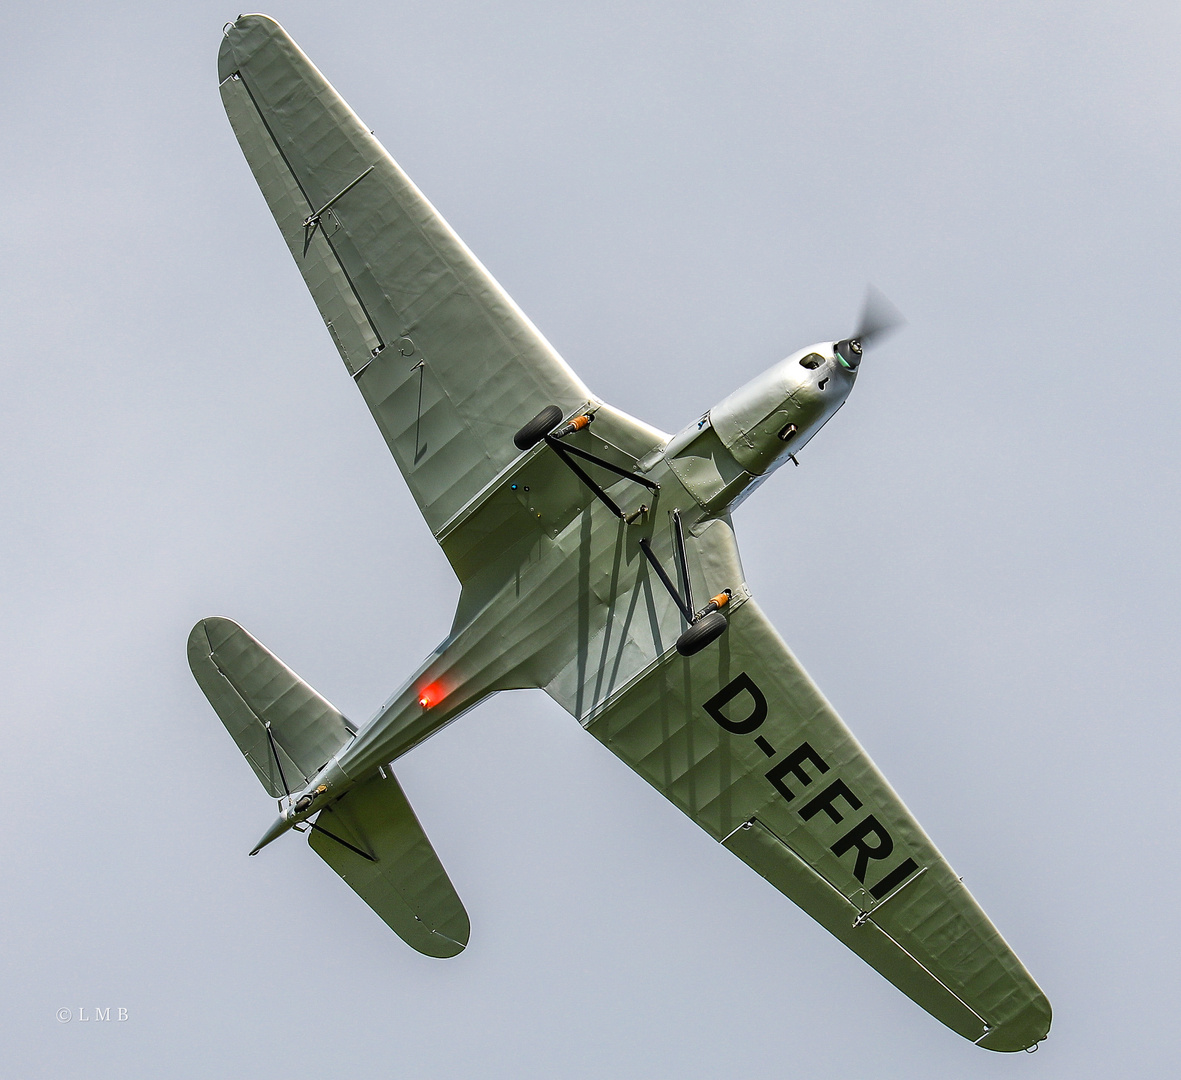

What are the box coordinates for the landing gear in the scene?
[641,514,733,657]
[514,405,657,521]
[676,609,728,656]
[514,406,734,656]
[293,784,327,814]
[513,405,565,450]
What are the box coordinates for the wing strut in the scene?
[305,815,377,862]
[263,720,292,802]
[638,536,693,621]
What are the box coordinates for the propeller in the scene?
[835,285,905,369]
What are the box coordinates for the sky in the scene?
[2,2,1179,1076]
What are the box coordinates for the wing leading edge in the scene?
[580,592,1050,1051]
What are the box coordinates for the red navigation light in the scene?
[418,683,442,709]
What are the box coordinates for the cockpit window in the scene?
[799,353,824,370]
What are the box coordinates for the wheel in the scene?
[675,609,728,656]
[513,405,564,450]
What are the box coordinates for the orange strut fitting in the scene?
[550,413,595,439]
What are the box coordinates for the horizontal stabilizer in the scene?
[188,617,354,797]
[308,771,470,957]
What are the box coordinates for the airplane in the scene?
[191,14,1051,1052]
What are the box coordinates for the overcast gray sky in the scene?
[3,2,1179,1076]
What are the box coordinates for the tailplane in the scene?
[188,617,354,797]
[308,771,470,956]
[188,617,469,956]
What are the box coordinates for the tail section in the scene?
[188,617,469,956]
[188,617,355,797]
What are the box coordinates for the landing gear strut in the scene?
[514,406,733,656]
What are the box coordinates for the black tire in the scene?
[514,405,564,450]
[676,610,728,656]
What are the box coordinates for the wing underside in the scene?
[576,591,1050,1050]
[217,14,600,538]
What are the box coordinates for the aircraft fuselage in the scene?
[279,341,857,827]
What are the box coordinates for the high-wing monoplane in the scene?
[191,15,1051,1051]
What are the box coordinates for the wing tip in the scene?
[218,13,287,83]
[976,991,1052,1052]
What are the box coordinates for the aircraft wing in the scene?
[218,15,618,540]
[578,586,1051,1051]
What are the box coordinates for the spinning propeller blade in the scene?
[836,286,905,369]
[855,284,905,347]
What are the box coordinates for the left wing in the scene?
[564,545,1050,1050]
[217,15,663,552]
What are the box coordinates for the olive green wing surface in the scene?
[217,14,594,539]
[580,593,1050,1052]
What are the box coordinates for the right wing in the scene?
[575,562,1050,1050]
[217,15,662,548]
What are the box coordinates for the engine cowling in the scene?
[710,343,856,474]
[663,343,857,512]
